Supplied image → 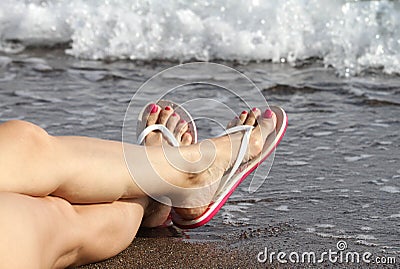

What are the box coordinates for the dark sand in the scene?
[78,225,287,269]
[78,224,396,269]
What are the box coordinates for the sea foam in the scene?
[1,0,400,76]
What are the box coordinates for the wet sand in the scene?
[78,236,257,269]
[78,224,395,268]
[78,225,284,269]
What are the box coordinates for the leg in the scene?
[0,119,195,203]
[0,107,276,206]
[0,191,146,269]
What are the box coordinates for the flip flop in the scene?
[136,100,198,227]
[171,106,288,229]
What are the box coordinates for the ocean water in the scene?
[1,0,400,76]
[1,1,400,267]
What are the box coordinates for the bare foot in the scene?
[139,103,194,227]
[173,107,277,220]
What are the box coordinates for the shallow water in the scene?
[0,50,399,265]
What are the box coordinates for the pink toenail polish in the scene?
[180,120,186,124]
[263,109,273,119]
[241,111,247,114]
[252,107,258,112]
[234,116,239,119]
[148,103,155,111]
[165,106,172,111]
[150,104,158,114]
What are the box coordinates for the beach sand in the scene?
[77,225,286,269]
[78,225,394,268]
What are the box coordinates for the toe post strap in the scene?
[137,124,180,147]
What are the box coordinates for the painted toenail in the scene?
[180,120,186,124]
[252,107,258,112]
[241,111,247,114]
[172,113,178,117]
[150,104,158,114]
[165,106,172,111]
[234,116,239,119]
[263,109,273,119]
[148,103,155,111]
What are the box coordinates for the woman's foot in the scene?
[141,103,193,146]
[139,103,194,227]
[173,107,277,220]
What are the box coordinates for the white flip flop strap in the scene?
[216,125,254,189]
[137,124,180,147]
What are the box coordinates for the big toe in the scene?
[260,108,276,131]
[245,108,277,158]
[256,108,277,142]
[142,104,162,145]
[144,103,161,126]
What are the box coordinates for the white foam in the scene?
[360,226,373,231]
[306,227,316,233]
[356,240,378,247]
[357,234,377,240]
[1,0,400,76]
[315,224,335,229]
[284,160,308,166]
[274,205,289,212]
[312,131,333,137]
[312,146,331,151]
[380,186,400,194]
[344,154,372,162]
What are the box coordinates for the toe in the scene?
[144,103,161,127]
[226,116,239,128]
[166,112,180,132]
[158,105,174,125]
[142,104,161,145]
[181,132,193,145]
[238,110,248,124]
[244,108,277,159]
[227,110,248,129]
[258,108,277,138]
[245,108,261,126]
[174,119,188,140]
